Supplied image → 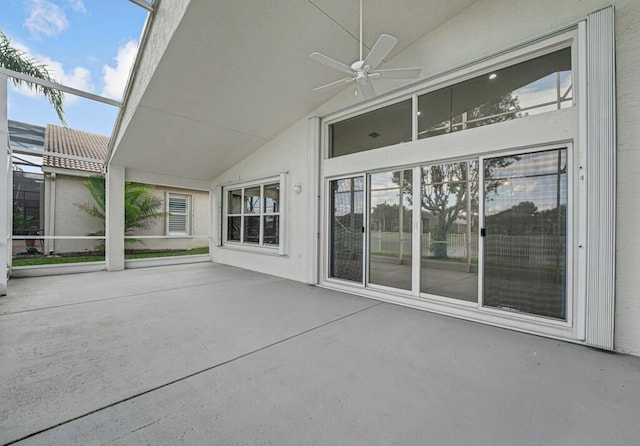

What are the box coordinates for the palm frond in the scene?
[124,185,168,233]
[75,176,169,238]
[0,30,66,125]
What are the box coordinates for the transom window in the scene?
[329,47,573,158]
[331,99,412,157]
[418,48,572,139]
[225,181,280,247]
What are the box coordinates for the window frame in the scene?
[166,193,191,236]
[222,174,287,256]
[322,29,577,161]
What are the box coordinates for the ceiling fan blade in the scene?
[363,34,397,70]
[358,80,377,100]
[313,77,355,92]
[371,67,421,80]
[309,52,355,76]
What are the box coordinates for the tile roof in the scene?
[43,124,109,174]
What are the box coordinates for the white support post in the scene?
[213,186,222,251]
[106,164,125,271]
[0,75,9,295]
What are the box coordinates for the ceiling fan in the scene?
[309,0,421,100]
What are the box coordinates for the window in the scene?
[417,48,572,139]
[166,193,191,235]
[224,179,281,248]
[327,47,573,157]
[330,99,412,158]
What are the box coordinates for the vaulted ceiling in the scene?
[111,0,478,181]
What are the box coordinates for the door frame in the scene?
[365,167,417,297]
[477,143,575,329]
[324,174,367,287]
[416,158,480,307]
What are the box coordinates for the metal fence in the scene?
[370,232,564,267]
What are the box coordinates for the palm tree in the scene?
[0,29,66,125]
[76,176,168,247]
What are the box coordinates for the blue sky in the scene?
[2,0,149,135]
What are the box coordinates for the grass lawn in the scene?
[12,247,209,267]
[125,246,209,259]
[12,255,106,267]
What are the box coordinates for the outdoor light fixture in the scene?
[489,73,498,80]
[293,184,303,194]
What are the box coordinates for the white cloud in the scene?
[102,40,138,100]
[66,0,86,14]
[25,0,69,38]
[42,62,92,100]
[10,41,93,104]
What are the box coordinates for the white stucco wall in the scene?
[212,118,310,282]
[211,0,639,354]
[46,174,105,254]
[609,1,640,356]
[127,185,210,251]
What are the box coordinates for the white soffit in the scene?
[112,0,478,180]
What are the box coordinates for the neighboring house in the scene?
[41,124,209,254]
[42,124,108,254]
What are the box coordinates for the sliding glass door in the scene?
[481,148,568,320]
[326,147,570,325]
[368,169,413,291]
[329,176,365,283]
[420,161,479,302]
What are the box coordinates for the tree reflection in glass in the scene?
[418,161,479,302]
[369,170,412,290]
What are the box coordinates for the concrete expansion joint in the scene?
[0,277,250,317]
[2,301,382,445]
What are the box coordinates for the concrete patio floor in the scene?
[1,263,639,445]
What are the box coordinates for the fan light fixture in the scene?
[309,0,421,100]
